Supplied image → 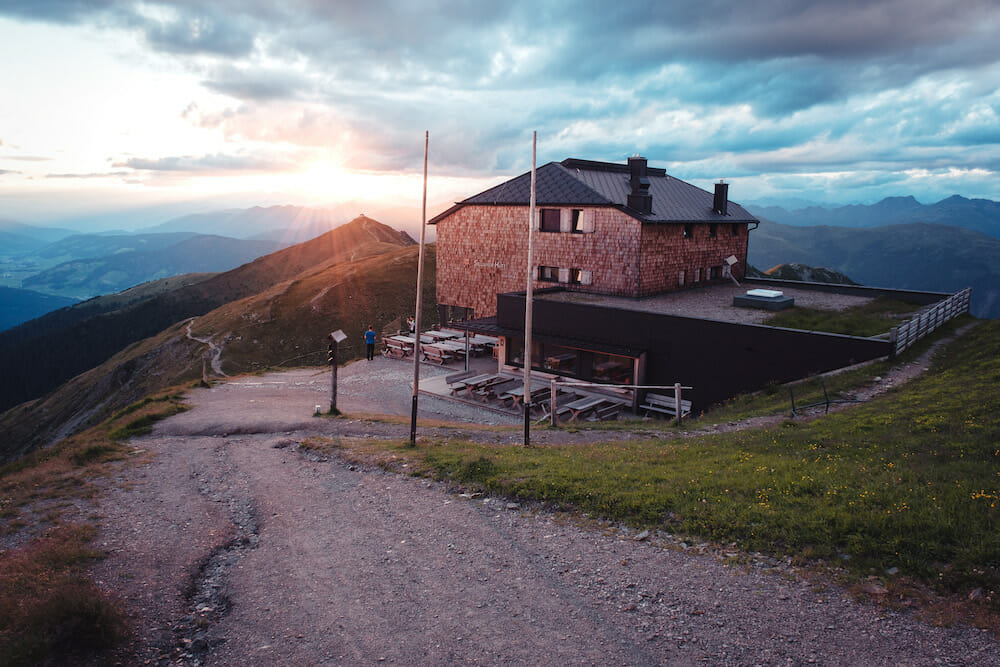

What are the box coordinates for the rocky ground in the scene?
[76,333,997,665]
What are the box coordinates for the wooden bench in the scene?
[561,395,608,422]
[501,385,549,410]
[588,403,624,422]
[474,377,519,402]
[421,344,455,365]
[382,337,411,358]
[449,373,494,396]
[445,369,477,385]
[640,393,692,419]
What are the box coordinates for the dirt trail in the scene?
[88,332,998,665]
[186,319,227,377]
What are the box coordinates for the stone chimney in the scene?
[713,181,729,216]
[627,155,653,214]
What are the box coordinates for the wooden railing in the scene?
[890,287,971,356]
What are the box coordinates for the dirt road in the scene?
[90,357,998,665]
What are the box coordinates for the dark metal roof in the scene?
[462,162,613,207]
[429,157,758,224]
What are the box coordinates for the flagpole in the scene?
[410,131,429,446]
[523,131,536,447]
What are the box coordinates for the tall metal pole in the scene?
[523,131,536,447]
[329,339,338,414]
[410,131,429,446]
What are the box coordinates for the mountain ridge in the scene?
[747,194,1000,238]
[747,219,1000,318]
[0,216,416,419]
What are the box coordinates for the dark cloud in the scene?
[3,0,997,199]
[0,0,118,24]
[201,65,311,101]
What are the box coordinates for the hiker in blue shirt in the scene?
[364,326,377,360]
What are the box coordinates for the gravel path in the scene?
[86,344,998,665]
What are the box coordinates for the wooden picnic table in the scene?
[473,376,518,402]
[448,373,496,397]
[500,384,549,410]
[434,340,468,355]
[421,343,455,365]
[561,395,608,422]
[383,336,413,358]
[470,334,498,346]
[423,330,457,341]
[395,334,436,345]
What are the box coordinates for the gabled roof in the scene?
[430,158,758,224]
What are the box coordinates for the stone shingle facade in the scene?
[431,157,756,319]
[435,206,750,318]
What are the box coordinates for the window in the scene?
[540,208,561,232]
[439,305,472,323]
[683,223,693,239]
[592,352,633,384]
[543,344,579,373]
[569,268,582,284]
[731,223,740,237]
[709,223,718,238]
[538,265,559,282]
[710,265,721,280]
[506,339,635,385]
[694,268,701,282]
[678,270,685,286]
[570,209,594,233]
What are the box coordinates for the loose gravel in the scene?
[79,350,999,665]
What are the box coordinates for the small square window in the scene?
[540,209,561,232]
[683,223,693,239]
[538,265,559,282]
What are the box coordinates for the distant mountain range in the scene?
[747,263,857,285]
[142,205,353,242]
[747,220,1000,318]
[0,219,76,254]
[22,234,287,299]
[747,195,1000,239]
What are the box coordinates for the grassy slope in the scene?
[0,392,188,665]
[318,320,999,617]
[0,244,434,461]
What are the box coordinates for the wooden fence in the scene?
[890,287,971,356]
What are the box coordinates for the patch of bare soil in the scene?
[80,330,997,664]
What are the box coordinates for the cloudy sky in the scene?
[1,0,998,230]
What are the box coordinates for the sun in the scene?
[293,158,424,208]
